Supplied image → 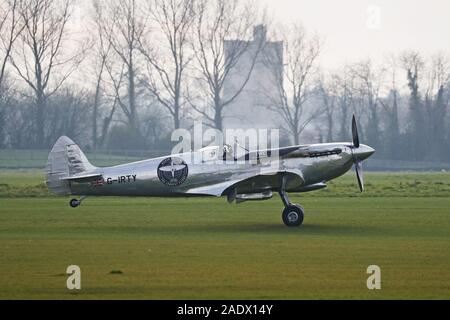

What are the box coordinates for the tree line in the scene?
[315,52,450,162]
[0,0,449,162]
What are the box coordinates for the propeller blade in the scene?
[355,161,364,192]
[352,114,360,148]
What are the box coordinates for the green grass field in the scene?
[0,170,449,299]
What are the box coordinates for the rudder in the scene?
[45,136,96,195]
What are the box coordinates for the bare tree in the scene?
[189,0,263,130]
[329,67,356,142]
[90,0,114,149]
[98,0,146,135]
[317,73,339,142]
[401,50,425,160]
[10,0,84,147]
[424,53,450,160]
[350,59,385,151]
[0,0,23,90]
[0,0,24,147]
[265,24,322,145]
[138,0,195,130]
[45,87,91,144]
[379,54,401,159]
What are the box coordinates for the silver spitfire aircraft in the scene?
[46,116,374,227]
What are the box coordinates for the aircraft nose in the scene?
[353,144,375,161]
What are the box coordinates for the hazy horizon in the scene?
[261,0,450,70]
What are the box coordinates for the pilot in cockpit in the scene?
[222,144,234,161]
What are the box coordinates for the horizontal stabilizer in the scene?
[60,173,103,183]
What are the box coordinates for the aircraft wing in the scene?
[185,180,243,197]
[60,173,103,183]
[185,169,304,197]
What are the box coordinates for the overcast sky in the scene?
[261,0,450,70]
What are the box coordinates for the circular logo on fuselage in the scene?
[157,157,188,186]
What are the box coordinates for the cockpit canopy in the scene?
[198,144,235,162]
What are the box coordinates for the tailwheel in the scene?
[69,199,80,208]
[69,196,86,208]
[282,205,304,227]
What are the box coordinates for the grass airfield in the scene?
[0,170,449,299]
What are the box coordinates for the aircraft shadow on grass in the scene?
[104,222,384,237]
[183,223,382,236]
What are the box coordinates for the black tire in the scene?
[282,205,304,227]
[69,199,80,208]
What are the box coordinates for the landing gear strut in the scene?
[279,175,304,227]
[69,196,87,208]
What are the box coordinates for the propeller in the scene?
[352,114,360,148]
[351,115,364,192]
[355,159,364,192]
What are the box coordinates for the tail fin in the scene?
[45,136,96,195]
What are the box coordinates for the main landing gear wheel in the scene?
[282,205,304,227]
[279,175,305,227]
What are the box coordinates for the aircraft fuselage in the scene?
[68,142,374,197]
